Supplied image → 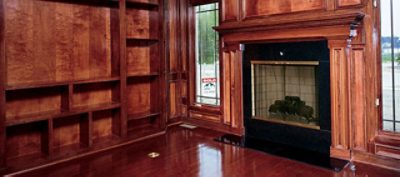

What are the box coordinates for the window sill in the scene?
[189,104,221,115]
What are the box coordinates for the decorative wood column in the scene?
[329,40,352,159]
[222,42,244,132]
[349,45,367,152]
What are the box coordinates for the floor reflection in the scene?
[6,127,400,177]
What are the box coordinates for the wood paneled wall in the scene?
[0,0,167,171]
[166,0,189,126]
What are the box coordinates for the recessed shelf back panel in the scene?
[6,121,49,159]
[73,82,119,108]
[6,87,67,121]
[5,0,114,85]
[126,8,159,39]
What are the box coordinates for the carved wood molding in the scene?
[215,9,365,34]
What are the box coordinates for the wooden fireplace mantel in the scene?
[215,9,365,34]
[212,0,399,169]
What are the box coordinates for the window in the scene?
[195,3,220,106]
[381,0,400,132]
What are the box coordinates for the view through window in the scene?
[195,3,220,105]
[381,0,400,132]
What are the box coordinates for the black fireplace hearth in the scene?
[242,40,331,154]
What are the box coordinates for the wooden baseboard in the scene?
[167,120,183,127]
[3,131,166,177]
[330,147,351,160]
[352,150,400,172]
[183,119,243,136]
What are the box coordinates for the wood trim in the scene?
[179,0,190,121]
[183,119,243,135]
[119,0,128,137]
[350,46,367,151]
[0,0,5,168]
[189,105,221,115]
[222,49,231,125]
[189,110,221,123]
[335,0,365,10]
[240,0,328,21]
[329,40,351,159]
[222,25,350,44]
[352,150,400,172]
[216,9,364,34]
[187,2,222,112]
[188,5,196,109]
[330,147,351,160]
[159,0,167,130]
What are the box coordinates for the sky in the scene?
[381,0,400,37]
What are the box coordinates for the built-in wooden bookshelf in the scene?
[0,0,165,171]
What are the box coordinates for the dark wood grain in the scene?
[3,126,400,177]
[0,0,6,169]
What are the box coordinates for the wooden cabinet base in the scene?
[1,131,166,175]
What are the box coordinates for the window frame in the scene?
[188,1,222,114]
[377,0,400,135]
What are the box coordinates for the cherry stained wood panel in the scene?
[350,47,367,151]
[126,42,158,76]
[52,114,89,149]
[167,0,182,122]
[126,8,159,39]
[243,0,326,19]
[0,0,5,167]
[222,51,232,125]
[179,0,189,73]
[6,88,65,121]
[337,0,362,8]
[221,0,239,22]
[5,122,48,159]
[126,80,152,115]
[168,0,179,72]
[329,41,351,159]
[72,83,116,108]
[4,1,113,85]
[169,82,178,119]
[92,110,114,141]
[229,46,244,129]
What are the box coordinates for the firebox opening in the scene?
[251,61,320,130]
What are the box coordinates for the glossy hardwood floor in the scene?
[2,126,400,177]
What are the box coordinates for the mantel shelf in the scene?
[6,102,121,127]
[215,9,365,34]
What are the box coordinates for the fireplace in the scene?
[243,40,331,154]
[251,61,320,129]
